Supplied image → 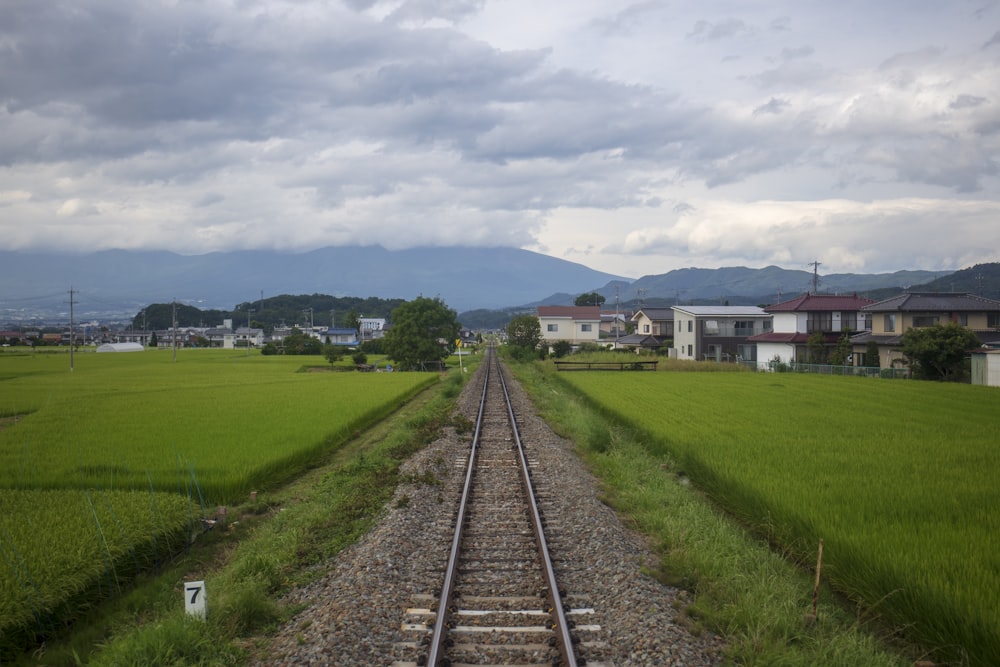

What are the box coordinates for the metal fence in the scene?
[740,361,910,379]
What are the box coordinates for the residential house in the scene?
[537,306,602,346]
[319,327,359,346]
[359,317,387,341]
[617,308,674,352]
[672,305,771,362]
[600,310,632,339]
[115,329,154,346]
[852,292,1000,369]
[747,293,874,367]
[224,327,264,349]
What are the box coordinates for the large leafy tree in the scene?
[574,292,606,307]
[901,322,981,381]
[506,314,542,351]
[383,296,460,371]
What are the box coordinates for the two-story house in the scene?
[537,306,601,346]
[616,307,674,351]
[672,305,771,361]
[852,292,1000,368]
[747,293,874,367]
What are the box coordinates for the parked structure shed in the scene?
[97,342,144,353]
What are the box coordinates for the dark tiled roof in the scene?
[632,308,674,320]
[863,292,1000,312]
[747,332,809,343]
[616,334,667,347]
[767,293,874,312]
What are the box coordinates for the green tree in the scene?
[506,314,542,351]
[574,292,606,307]
[283,328,323,355]
[383,296,460,371]
[865,340,881,368]
[344,308,360,333]
[550,340,572,358]
[324,344,345,364]
[901,323,981,381]
[828,331,852,366]
[806,331,827,364]
[148,331,158,348]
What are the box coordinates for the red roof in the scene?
[766,293,874,312]
[537,306,601,319]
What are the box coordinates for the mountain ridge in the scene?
[2,246,988,325]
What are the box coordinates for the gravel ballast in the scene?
[254,360,726,666]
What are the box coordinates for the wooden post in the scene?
[812,538,824,620]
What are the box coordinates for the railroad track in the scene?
[393,348,607,667]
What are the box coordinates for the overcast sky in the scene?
[2,0,999,279]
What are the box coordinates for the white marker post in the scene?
[184,580,207,620]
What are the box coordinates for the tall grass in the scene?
[551,368,999,666]
[0,488,195,659]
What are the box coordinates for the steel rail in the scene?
[424,347,579,667]
[424,346,490,666]
[495,355,578,667]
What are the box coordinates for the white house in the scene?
[672,305,771,361]
[748,293,874,368]
[537,306,602,345]
[224,327,264,349]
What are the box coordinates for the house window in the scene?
[884,314,896,332]
[643,324,650,333]
[912,315,939,328]
[547,324,558,332]
[687,344,693,357]
[958,313,969,326]
[734,320,755,336]
[687,320,692,333]
[841,313,858,330]
[581,324,592,332]
[807,312,833,332]
[989,313,1000,328]
[703,320,720,335]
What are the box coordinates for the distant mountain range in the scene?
[0,246,625,322]
[2,246,995,325]
[584,265,958,307]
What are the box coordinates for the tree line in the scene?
[132,294,406,333]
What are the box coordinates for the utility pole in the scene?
[247,307,255,356]
[614,285,621,348]
[68,287,75,372]
[808,260,822,293]
[172,300,178,363]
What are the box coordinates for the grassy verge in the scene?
[508,358,917,667]
[13,364,473,666]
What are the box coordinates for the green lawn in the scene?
[554,370,999,666]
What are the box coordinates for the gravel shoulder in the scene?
[253,361,727,666]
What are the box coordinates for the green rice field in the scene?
[554,369,1000,665]
[0,348,439,658]
[0,349,436,502]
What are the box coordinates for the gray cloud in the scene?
[0,0,997,278]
